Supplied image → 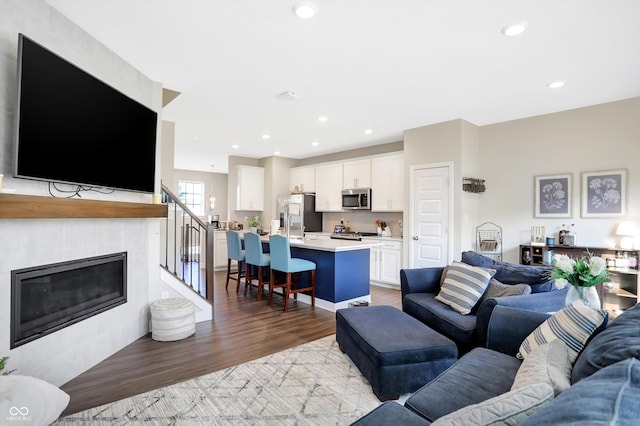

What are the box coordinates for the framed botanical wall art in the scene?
[534,173,572,218]
[581,169,627,218]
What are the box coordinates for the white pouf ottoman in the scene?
[150,298,195,341]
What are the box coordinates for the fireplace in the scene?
[11,252,127,348]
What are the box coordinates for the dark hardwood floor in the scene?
[60,269,402,416]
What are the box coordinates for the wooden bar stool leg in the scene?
[225,258,232,289]
[284,272,292,312]
[236,261,243,293]
[311,270,315,307]
[269,269,275,305]
[256,266,263,301]
[245,262,251,296]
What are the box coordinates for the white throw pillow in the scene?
[435,261,495,315]
[0,375,70,425]
[511,340,572,396]
[431,383,554,426]
[518,300,607,363]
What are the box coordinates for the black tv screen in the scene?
[14,34,158,193]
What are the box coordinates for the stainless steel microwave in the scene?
[342,188,371,210]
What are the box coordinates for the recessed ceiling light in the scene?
[274,151,281,156]
[278,91,298,100]
[232,144,239,149]
[262,134,270,140]
[292,1,317,19]
[318,116,328,122]
[501,22,527,37]
[364,129,373,135]
[548,80,566,89]
[311,141,320,146]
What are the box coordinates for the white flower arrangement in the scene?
[551,254,609,290]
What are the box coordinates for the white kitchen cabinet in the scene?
[214,231,229,270]
[379,241,403,284]
[369,247,380,282]
[289,166,316,193]
[363,238,403,286]
[315,163,343,211]
[343,159,371,189]
[371,154,404,211]
[236,165,264,211]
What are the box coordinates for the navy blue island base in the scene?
[249,236,379,310]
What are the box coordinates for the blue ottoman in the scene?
[336,305,458,400]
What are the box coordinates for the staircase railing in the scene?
[160,183,214,304]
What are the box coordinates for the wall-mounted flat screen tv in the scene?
[14,34,158,194]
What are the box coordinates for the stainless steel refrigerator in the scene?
[281,194,323,239]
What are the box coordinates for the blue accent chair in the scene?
[244,232,270,300]
[225,230,245,292]
[268,234,316,311]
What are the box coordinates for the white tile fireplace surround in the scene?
[0,217,160,387]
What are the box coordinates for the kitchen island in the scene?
[255,235,380,311]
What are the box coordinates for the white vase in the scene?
[565,285,600,309]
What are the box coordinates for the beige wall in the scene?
[401,98,640,265]
[161,120,176,189]
[479,97,640,262]
[403,119,481,262]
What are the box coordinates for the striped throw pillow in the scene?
[518,300,607,363]
[435,261,495,315]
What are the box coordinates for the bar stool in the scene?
[225,230,245,292]
[268,234,316,312]
[244,232,270,300]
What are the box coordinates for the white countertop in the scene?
[288,237,381,252]
[304,232,403,242]
[245,233,380,252]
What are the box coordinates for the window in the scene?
[177,180,205,216]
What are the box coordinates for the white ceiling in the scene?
[47,0,640,174]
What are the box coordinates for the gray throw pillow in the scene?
[483,278,532,299]
[511,339,572,396]
[436,261,495,315]
[431,383,554,425]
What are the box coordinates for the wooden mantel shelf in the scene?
[0,193,168,219]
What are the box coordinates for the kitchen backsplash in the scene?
[323,212,403,237]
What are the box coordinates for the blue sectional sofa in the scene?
[401,251,567,352]
[353,302,640,425]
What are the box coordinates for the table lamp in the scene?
[616,221,636,250]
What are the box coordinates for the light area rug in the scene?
[55,335,382,425]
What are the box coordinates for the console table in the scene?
[519,244,639,319]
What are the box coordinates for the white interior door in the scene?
[410,164,451,268]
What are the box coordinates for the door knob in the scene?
[412,236,418,240]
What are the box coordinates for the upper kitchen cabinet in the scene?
[289,165,315,193]
[315,163,343,211]
[372,154,404,212]
[235,165,264,211]
[343,159,371,189]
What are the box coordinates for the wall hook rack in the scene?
[463,177,486,193]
